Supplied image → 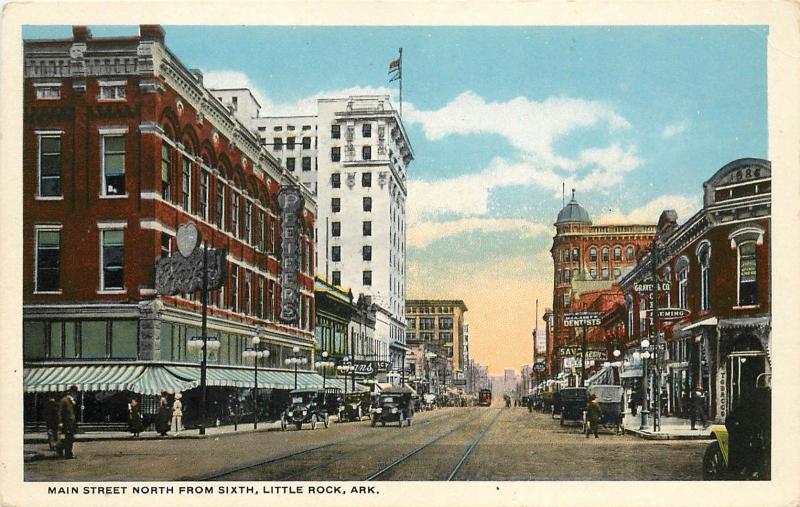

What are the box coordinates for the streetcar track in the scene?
[365,408,498,481]
[447,409,502,480]
[197,409,456,481]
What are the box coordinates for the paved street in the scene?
[25,406,707,481]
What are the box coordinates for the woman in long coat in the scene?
[129,398,143,437]
[155,393,171,436]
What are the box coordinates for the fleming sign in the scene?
[563,312,602,327]
[645,307,690,320]
[277,187,305,323]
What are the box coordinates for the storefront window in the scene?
[160,322,173,361]
[81,321,107,358]
[50,322,63,358]
[111,320,138,358]
[23,321,47,360]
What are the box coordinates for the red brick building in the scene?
[547,191,655,377]
[22,26,319,424]
[619,158,771,423]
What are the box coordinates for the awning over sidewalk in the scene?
[129,366,198,395]
[620,368,643,379]
[164,366,324,390]
[23,364,146,393]
[587,366,613,386]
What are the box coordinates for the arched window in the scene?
[572,247,580,262]
[563,248,570,263]
[625,294,634,338]
[161,138,172,201]
[738,241,758,305]
[626,246,634,261]
[613,246,622,261]
[676,257,690,310]
[589,246,597,262]
[602,246,609,262]
[697,242,711,311]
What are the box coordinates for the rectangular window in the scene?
[563,293,570,308]
[331,198,341,213]
[363,221,372,236]
[200,172,209,219]
[302,137,311,149]
[739,242,758,305]
[258,277,265,318]
[678,269,688,309]
[102,135,126,196]
[231,193,240,237]
[268,281,275,320]
[363,270,372,286]
[572,248,580,262]
[331,147,341,162]
[161,143,171,200]
[35,84,61,100]
[181,157,191,211]
[101,229,124,290]
[160,233,171,258]
[331,124,341,139]
[273,138,283,150]
[81,321,107,358]
[35,228,60,292]
[99,82,126,100]
[231,266,239,311]
[110,320,138,359]
[286,137,295,150]
[362,123,372,137]
[601,267,609,280]
[286,157,295,171]
[332,271,341,286]
[614,247,622,261]
[244,271,252,315]
[302,157,311,171]
[331,222,341,237]
[245,202,253,244]
[363,196,372,212]
[362,172,372,187]
[362,146,372,160]
[258,210,266,250]
[439,316,453,329]
[332,246,341,262]
[590,268,597,280]
[215,181,225,229]
[331,173,341,188]
[269,218,276,254]
[362,245,372,261]
[38,134,62,197]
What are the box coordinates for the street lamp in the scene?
[638,339,652,430]
[338,356,354,397]
[242,330,270,430]
[187,333,220,434]
[424,351,437,394]
[284,346,307,390]
[401,351,413,386]
[316,351,335,389]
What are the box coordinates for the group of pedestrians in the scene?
[128,391,183,437]
[42,385,79,459]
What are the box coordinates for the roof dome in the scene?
[556,190,591,224]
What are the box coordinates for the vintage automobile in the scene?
[339,391,371,422]
[478,389,492,407]
[559,387,587,426]
[422,393,437,411]
[703,374,771,480]
[279,389,330,431]
[371,388,414,427]
[321,387,343,419]
[585,384,625,434]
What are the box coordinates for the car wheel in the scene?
[295,422,302,431]
[311,416,317,430]
[703,441,727,480]
[280,417,287,431]
[357,406,362,420]
[371,417,377,427]
[398,415,404,428]
[324,415,329,429]
[560,413,565,426]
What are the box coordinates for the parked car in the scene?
[559,387,587,426]
[339,391,371,422]
[280,389,330,431]
[371,388,414,427]
[585,385,624,434]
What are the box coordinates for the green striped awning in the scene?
[323,378,370,392]
[128,366,198,395]
[23,364,146,393]
[163,366,325,390]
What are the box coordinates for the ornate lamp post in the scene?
[242,329,269,429]
[424,351,437,394]
[284,346,307,390]
[633,339,652,430]
[338,356,354,397]
[316,351,335,389]
[186,333,220,433]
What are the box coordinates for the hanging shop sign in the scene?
[563,312,602,327]
[634,280,671,293]
[277,186,305,323]
[533,363,546,373]
[645,307,691,320]
[350,360,391,376]
[155,223,226,295]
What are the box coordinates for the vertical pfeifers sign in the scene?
[277,186,305,324]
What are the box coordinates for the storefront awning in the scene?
[587,366,613,386]
[128,366,198,395]
[620,368,643,379]
[323,378,370,392]
[23,364,146,393]
[681,316,718,331]
[164,366,324,390]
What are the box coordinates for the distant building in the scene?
[405,300,469,391]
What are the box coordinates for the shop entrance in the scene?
[726,335,767,412]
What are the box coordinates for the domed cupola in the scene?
[556,189,591,225]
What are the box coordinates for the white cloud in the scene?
[407,217,549,248]
[595,194,701,225]
[201,69,396,116]
[661,120,689,139]
[405,91,630,168]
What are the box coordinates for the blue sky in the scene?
[23,25,768,373]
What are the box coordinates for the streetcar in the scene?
[478,389,492,406]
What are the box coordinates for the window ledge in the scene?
[732,305,760,310]
[99,193,130,199]
[35,195,64,201]
[97,289,127,295]
[33,290,62,295]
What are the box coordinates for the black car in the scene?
[339,391,371,422]
[559,387,587,426]
[280,389,330,431]
[371,388,413,427]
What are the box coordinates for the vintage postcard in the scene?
[1,1,799,506]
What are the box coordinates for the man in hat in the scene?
[56,385,78,458]
[691,384,707,430]
[171,392,183,434]
[586,394,602,439]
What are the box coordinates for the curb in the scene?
[624,427,713,440]
[24,423,284,444]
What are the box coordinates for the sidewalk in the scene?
[24,419,284,445]
[623,413,715,440]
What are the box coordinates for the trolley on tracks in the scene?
[478,389,492,407]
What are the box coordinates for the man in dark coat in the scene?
[56,385,78,458]
[690,385,706,430]
[586,394,602,438]
[43,396,59,451]
[155,392,171,436]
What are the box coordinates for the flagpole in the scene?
[399,47,403,117]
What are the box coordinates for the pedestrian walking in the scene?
[128,398,143,437]
[690,384,706,430]
[155,392,171,436]
[43,396,59,451]
[586,394,602,439]
[171,392,183,434]
[55,385,78,459]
